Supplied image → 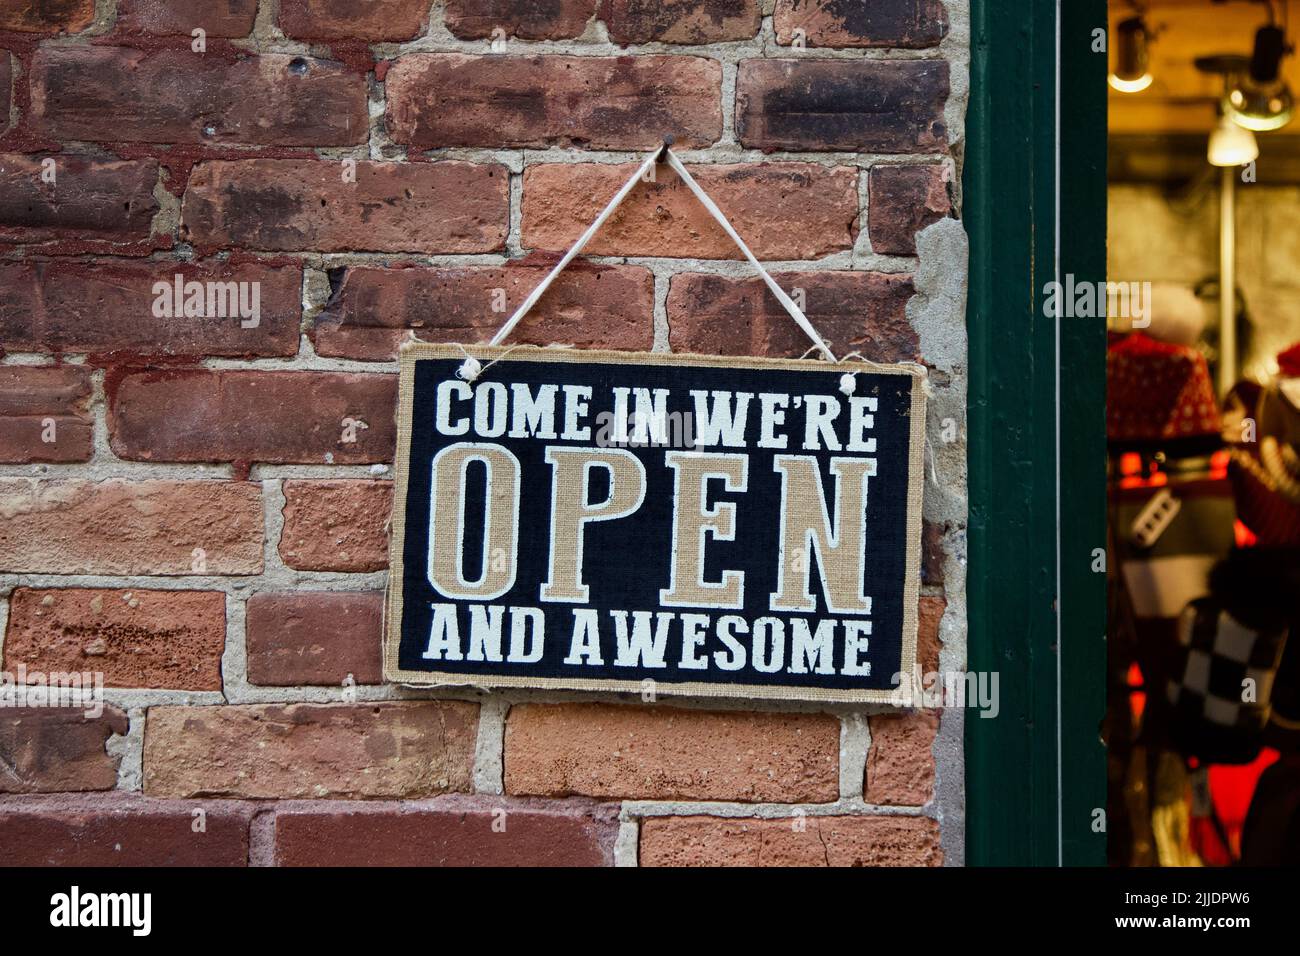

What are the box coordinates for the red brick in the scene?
[523,161,858,259]
[669,271,917,361]
[599,0,759,44]
[279,480,391,572]
[774,0,948,48]
[0,794,252,866]
[273,796,619,866]
[4,588,227,691]
[639,814,942,866]
[504,703,839,802]
[917,594,945,675]
[280,0,431,40]
[921,520,945,586]
[0,154,159,244]
[0,478,263,575]
[0,51,12,135]
[181,159,508,254]
[0,258,301,358]
[869,163,952,255]
[0,0,94,33]
[143,702,479,799]
[444,0,595,39]
[245,591,382,686]
[31,47,367,147]
[865,709,938,806]
[108,370,396,465]
[385,54,721,150]
[0,365,92,464]
[0,707,127,793]
[312,262,654,361]
[115,0,258,36]
[736,59,949,152]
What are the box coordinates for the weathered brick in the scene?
[279,0,431,40]
[0,154,159,244]
[0,366,92,464]
[0,478,263,575]
[444,0,595,39]
[599,0,759,44]
[523,162,858,259]
[0,707,128,793]
[865,709,938,806]
[639,814,942,866]
[0,794,252,866]
[0,51,12,135]
[273,796,619,866]
[245,591,382,686]
[868,163,951,255]
[279,480,391,572]
[108,370,396,465]
[0,258,301,358]
[4,588,227,691]
[181,159,508,254]
[385,54,721,150]
[143,702,478,799]
[312,262,654,361]
[736,59,949,152]
[504,703,839,802]
[917,594,945,675]
[774,0,948,48]
[921,520,945,586]
[0,0,94,33]
[115,0,258,36]
[31,47,367,146]
[668,271,917,361]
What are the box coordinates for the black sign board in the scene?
[385,345,926,703]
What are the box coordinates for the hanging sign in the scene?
[384,344,926,703]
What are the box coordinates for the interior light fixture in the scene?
[1109,15,1155,93]
[1225,11,1294,130]
[1208,112,1260,165]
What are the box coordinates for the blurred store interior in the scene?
[1107,0,1300,865]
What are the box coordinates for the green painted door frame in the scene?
[964,0,1108,865]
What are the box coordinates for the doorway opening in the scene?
[1106,0,1300,866]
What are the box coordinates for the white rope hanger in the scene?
[460,141,836,372]
[660,148,835,364]
[458,141,918,398]
[470,145,664,364]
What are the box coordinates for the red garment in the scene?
[1108,334,1221,443]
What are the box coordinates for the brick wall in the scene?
[0,0,969,867]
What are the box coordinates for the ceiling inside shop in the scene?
[1109,0,1300,132]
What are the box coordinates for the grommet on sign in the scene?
[839,372,857,396]
[457,355,483,383]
